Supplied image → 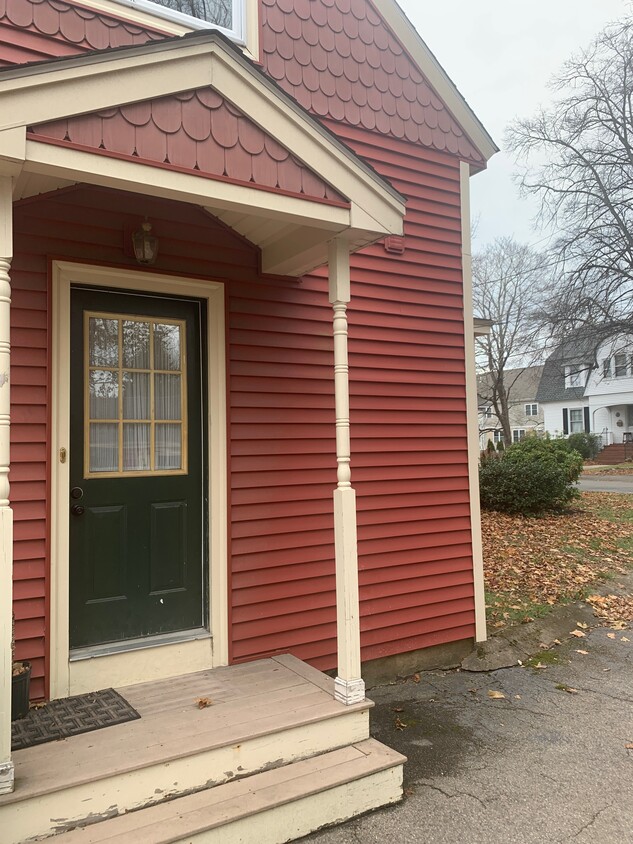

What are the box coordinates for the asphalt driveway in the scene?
[304,583,633,844]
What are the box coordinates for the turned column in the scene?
[0,175,13,794]
[329,238,365,706]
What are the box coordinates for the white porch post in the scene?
[0,175,14,794]
[328,238,365,706]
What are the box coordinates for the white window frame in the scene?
[493,430,504,444]
[111,0,246,44]
[564,364,587,389]
[512,429,526,443]
[569,408,584,434]
[525,403,538,417]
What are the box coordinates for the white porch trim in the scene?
[460,162,487,643]
[0,175,14,794]
[329,239,365,706]
[50,262,228,698]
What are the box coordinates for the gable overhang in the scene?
[0,32,405,277]
[375,0,498,167]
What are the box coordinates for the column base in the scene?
[334,676,366,706]
[0,761,15,795]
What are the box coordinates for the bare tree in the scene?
[507,18,633,334]
[474,238,549,444]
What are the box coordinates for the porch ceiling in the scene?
[0,30,406,277]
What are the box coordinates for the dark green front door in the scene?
[69,287,205,650]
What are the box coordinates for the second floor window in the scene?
[564,365,587,389]
[525,403,538,416]
[603,352,632,378]
[116,0,243,39]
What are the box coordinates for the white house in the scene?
[538,330,633,444]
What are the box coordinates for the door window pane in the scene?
[89,370,119,419]
[85,312,186,476]
[123,320,150,369]
[156,424,182,470]
[89,423,119,472]
[123,372,150,420]
[155,374,182,420]
[89,318,119,367]
[154,323,181,371]
[123,423,151,471]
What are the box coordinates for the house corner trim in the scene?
[460,162,487,643]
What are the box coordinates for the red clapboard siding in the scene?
[12,132,475,693]
[232,128,476,665]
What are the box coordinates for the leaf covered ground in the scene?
[483,492,633,629]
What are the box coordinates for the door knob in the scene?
[71,487,83,500]
[71,504,85,517]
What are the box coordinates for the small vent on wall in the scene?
[384,236,406,255]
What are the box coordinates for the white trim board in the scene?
[50,262,228,698]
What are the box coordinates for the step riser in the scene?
[2,711,370,844]
[181,766,404,844]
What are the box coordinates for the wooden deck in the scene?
[0,655,405,844]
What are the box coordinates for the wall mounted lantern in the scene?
[132,220,159,265]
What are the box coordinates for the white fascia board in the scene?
[23,140,351,230]
[0,36,404,239]
[374,0,498,164]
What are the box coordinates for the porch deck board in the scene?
[1,655,369,806]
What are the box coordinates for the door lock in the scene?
[71,504,85,517]
[70,487,84,500]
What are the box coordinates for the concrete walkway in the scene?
[305,579,633,843]
[578,474,633,493]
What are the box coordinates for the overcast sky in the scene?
[396,1,631,250]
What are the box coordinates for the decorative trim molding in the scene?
[50,262,228,698]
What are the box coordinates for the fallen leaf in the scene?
[622,637,630,642]
[392,707,404,713]
[553,639,562,645]
[626,743,633,750]
[412,673,421,684]
[487,690,505,700]
[394,717,408,731]
[468,688,478,695]
[533,662,548,670]
[576,622,589,629]
[196,697,213,709]
[514,695,522,700]
[570,630,586,638]
[607,633,617,640]
[575,650,589,655]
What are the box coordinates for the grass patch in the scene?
[525,650,562,669]
[483,492,633,630]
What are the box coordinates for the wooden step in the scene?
[49,739,405,844]
[0,656,372,844]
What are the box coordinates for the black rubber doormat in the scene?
[11,688,141,751]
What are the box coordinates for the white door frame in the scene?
[50,261,228,698]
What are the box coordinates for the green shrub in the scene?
[479,436,583,515]
[563,432,601,460]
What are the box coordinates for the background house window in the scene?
[603,352,631,378]
[493,430,504,444]
[564,365,587,388]
[512,429,526,443]
[525,403,538,416]
[569,408,584,433]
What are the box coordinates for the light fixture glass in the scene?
[132,220,159,265]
